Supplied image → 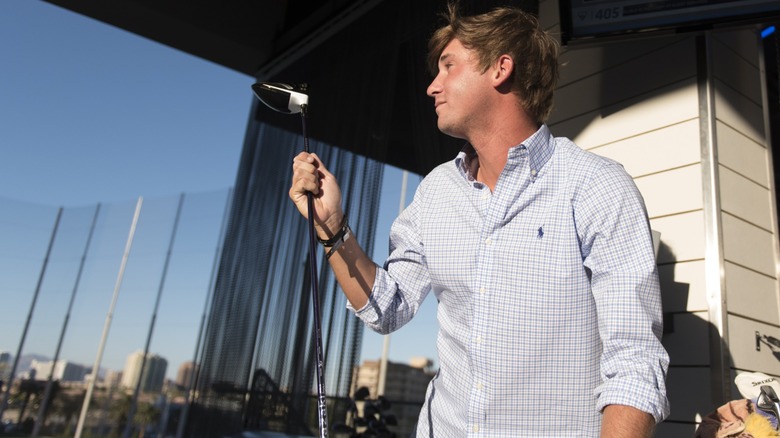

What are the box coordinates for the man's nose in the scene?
[427,77,441,97]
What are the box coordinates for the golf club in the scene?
[757,385,780,430]
[251,82,309,114]
[252,81,328,438]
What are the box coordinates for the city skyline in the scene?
[0,190,231,382]
[1,349,175,382]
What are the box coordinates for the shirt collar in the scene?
[455,124,555,183]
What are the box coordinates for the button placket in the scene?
[469,183,498,438]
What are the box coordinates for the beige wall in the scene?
[540,1,777,436]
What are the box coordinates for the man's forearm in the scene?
[601,404,655,438]
[325,234,376,310]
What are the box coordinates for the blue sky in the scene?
[0,1,437,380]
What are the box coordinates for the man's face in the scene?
[427,38,492,140]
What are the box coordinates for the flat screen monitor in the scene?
[560,0,780,45]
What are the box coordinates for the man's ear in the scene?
[492,54,514,88]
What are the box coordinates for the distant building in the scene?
[351,357,436,436]
[0,351,10,384]
[352,357,434,400]
[104,369,122,388]
[175,361,198,389]
[121,351,168,393]
[30,359,88,382]
[352,360,379,399]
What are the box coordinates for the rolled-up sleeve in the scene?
[347,179,433,335]
[577,161,671,422]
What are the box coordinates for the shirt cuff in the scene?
[595,368,671,423]
[345,268,384,329]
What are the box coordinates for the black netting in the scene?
[187,116,383,437]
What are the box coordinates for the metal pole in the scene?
[32,204,101,437]
[75,197,143,438]
[377,170,408,396]
[123,193,185,438]
[0,207,63,424]
[176,188,232,438]
[697,33,730,405]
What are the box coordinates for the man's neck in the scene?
[470,120,539,192]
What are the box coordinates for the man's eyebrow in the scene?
[439,53,452,64]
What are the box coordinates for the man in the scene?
[290,4,669,437]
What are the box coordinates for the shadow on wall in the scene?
[551,34,698,141]
[553,29,764,153]
[655,240,735,437]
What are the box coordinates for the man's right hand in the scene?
[289,152,345,240]
[290,151,376,309]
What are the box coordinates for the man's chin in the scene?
[436,120,463,139]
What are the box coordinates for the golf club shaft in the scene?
[302,107,329,438]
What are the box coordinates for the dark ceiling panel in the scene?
[43,0,363,76]
[45,0,540,175]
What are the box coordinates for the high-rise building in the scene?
[121,351,168,393]
[29,359,88,382]
[104,369,122,388]
[175,361,198,389]
[0,351,10,385]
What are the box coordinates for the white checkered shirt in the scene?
[351,125,670,437]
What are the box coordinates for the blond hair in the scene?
[427,3,560,124]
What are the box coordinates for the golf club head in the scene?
[757,385,780,430]
[252,82,309,114]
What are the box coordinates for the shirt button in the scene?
[475,336,482,344]
[531,169,538,176]
[485,238,492,246]
[473,425,479,433]
[479,287,486,294]
[476,383,483,390]
[481,192,489,200]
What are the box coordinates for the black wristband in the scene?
[326,224,352,259]
[318,215,348,247]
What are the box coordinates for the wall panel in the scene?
[537,0,558,32]
[636,164,702,219]
[554,39,696,123]
[659,260,708,313]
[712,29,761,70]
[717,121,770,187]
[651,212,706,264]
[721,213,775,276]
[665,366,715,422]
[655,421,698,437]
[558,37,688,88]
[552,80,699,149]
[590,119,700,178]
[713,79,766,145]
[711,33,762,105]
[663,312,710,365]
[728,315,780,374]
[719,165,773,230]
[725,262,779,324]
